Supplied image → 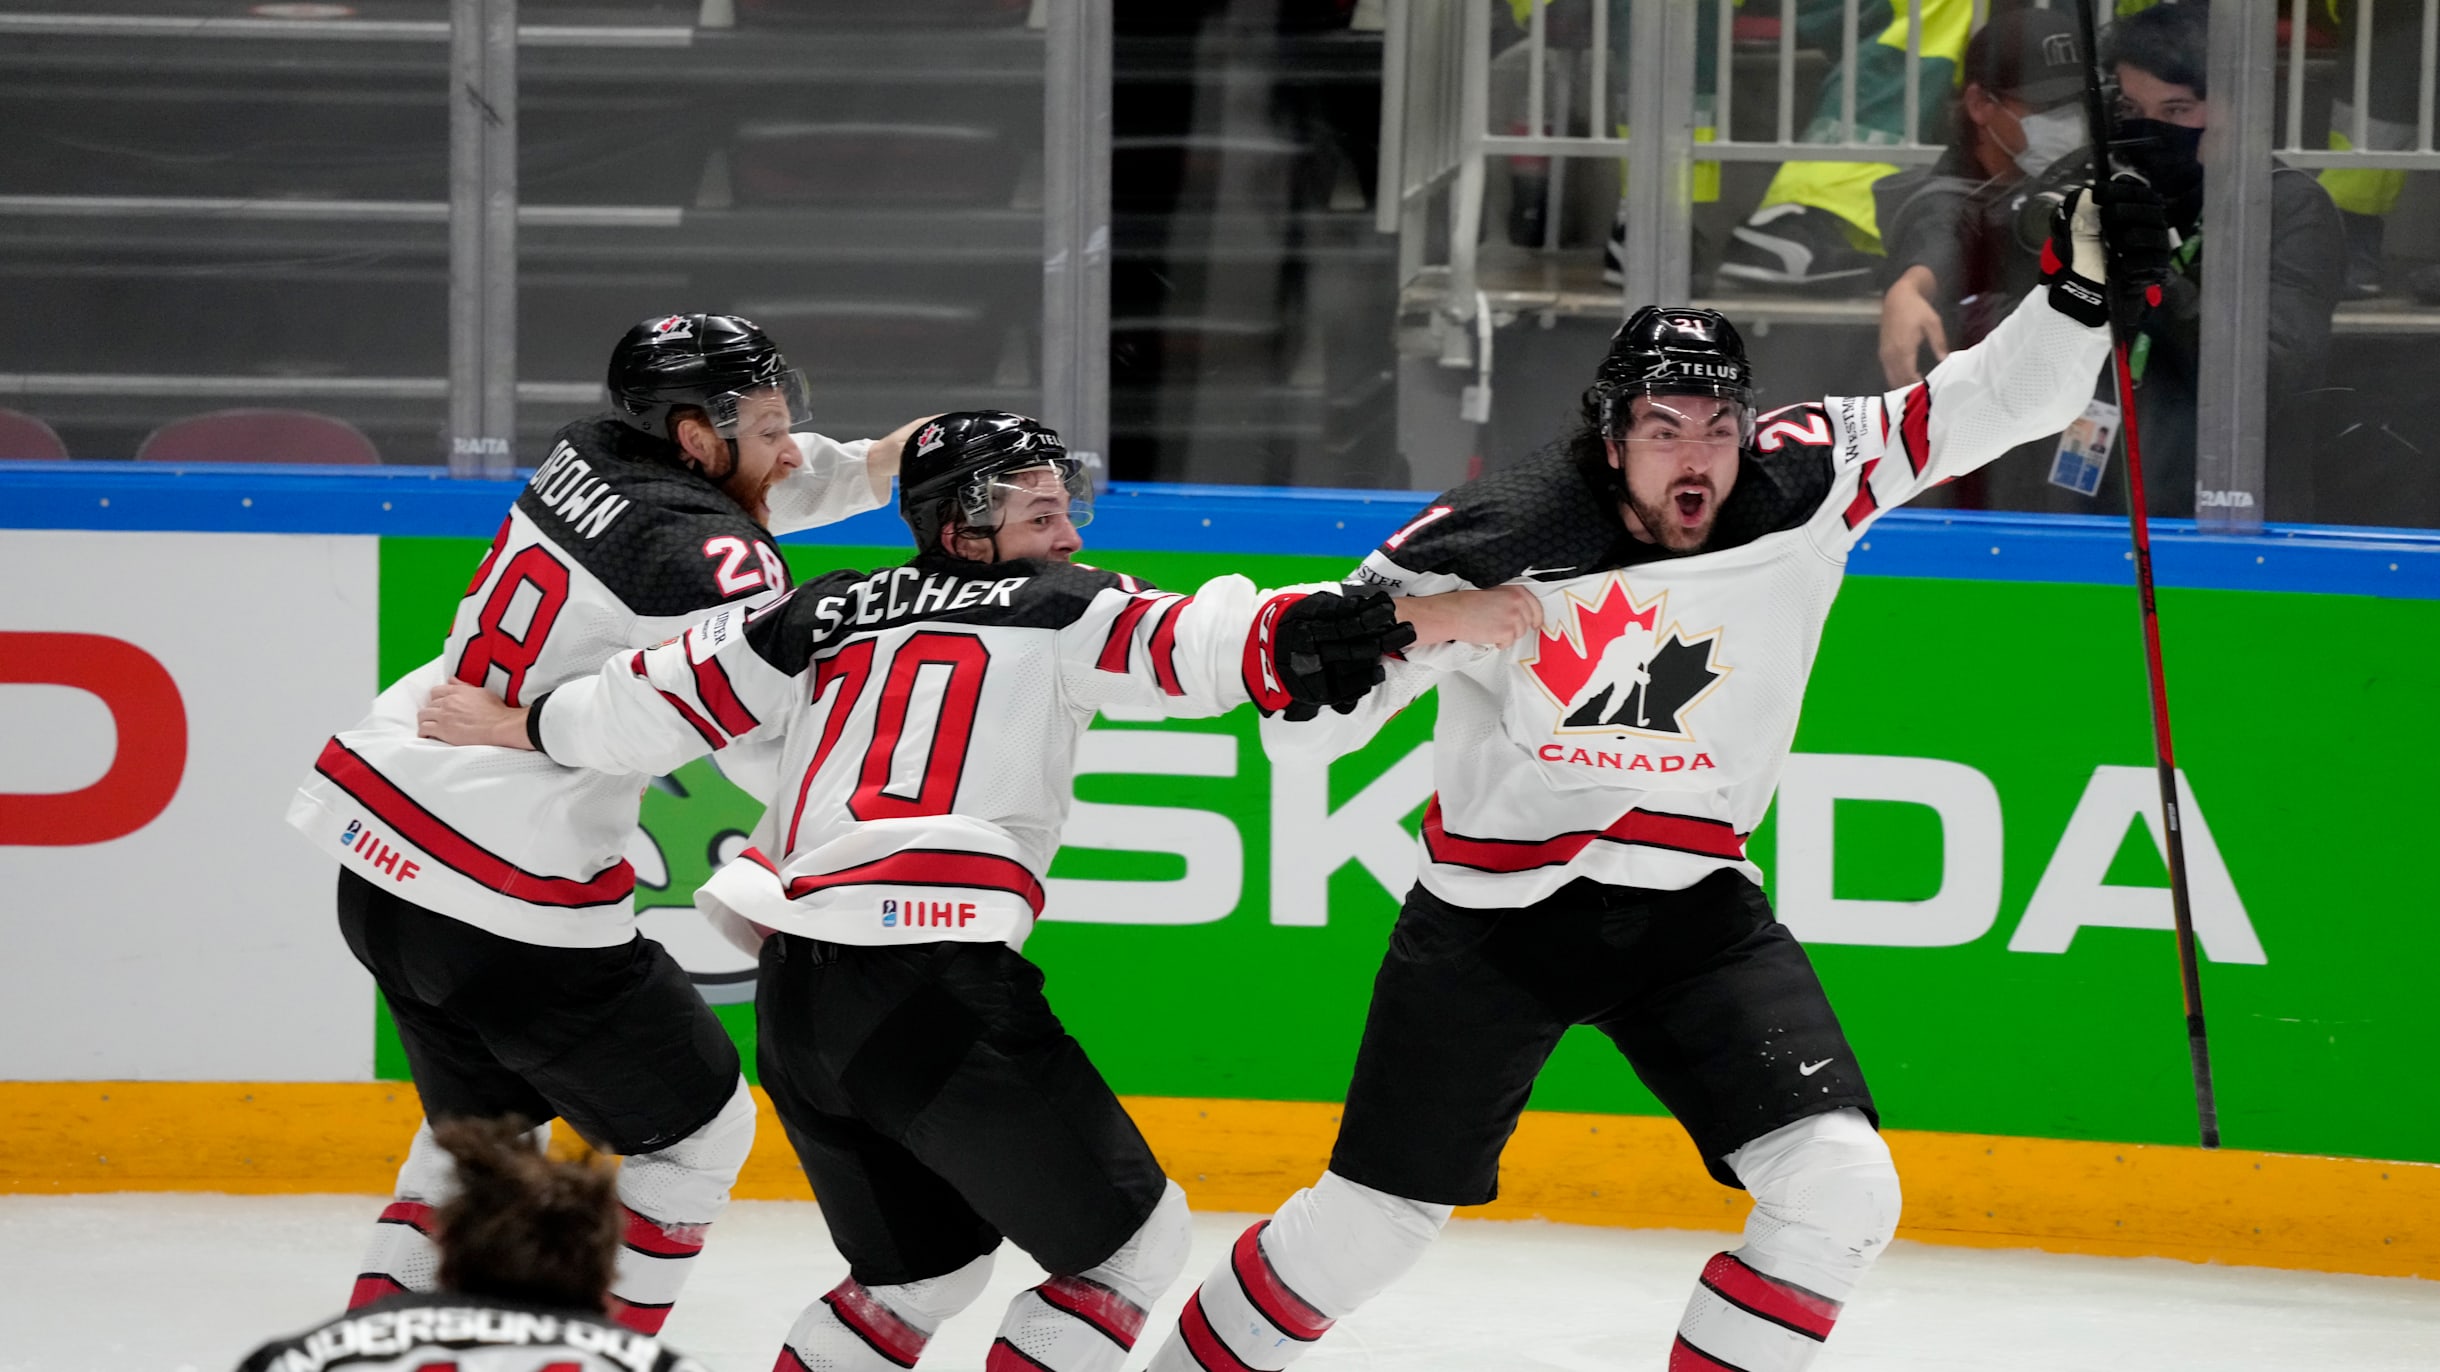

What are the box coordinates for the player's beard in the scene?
[718,457,778,528]
[1625,476,1720,553]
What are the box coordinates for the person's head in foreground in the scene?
[431,1116,621,1313]
[1955,8,2090,182]
[1579,305,1755,555]
[896,410,1095,564]
[606,311,815,526]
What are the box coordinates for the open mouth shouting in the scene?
[1670,481,1713,530]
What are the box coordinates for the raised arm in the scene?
[1823,185,2176,547]
[763,413,935,534]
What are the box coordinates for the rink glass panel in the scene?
[367,533,2440,1167]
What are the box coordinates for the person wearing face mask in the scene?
[2067,1,2341,520]
[1872,9,2092,391]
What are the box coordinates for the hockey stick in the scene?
[2073,0,2220,1149]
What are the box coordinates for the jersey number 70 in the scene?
[786,632,991,849]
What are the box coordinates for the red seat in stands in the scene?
[0,407,68,461]
[135,408,381,465]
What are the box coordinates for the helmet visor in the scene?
[706,367,815,437]
[969,458,1096,534]
[1603,393,1754,449]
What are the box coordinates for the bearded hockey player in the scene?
[238,1118,711,1372]
[415,410,1512,1372]
[288,312,928,1336]
[1144,186,2171,1372]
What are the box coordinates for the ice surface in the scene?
[3,1194,2434,1372]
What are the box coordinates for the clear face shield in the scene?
[1605,393,1754,455]
[958,457,1097,536]
[705,367,815,437]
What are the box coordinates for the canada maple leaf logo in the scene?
[1522,575,1729,738]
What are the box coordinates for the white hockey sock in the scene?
[987,1182,1191,1372]
[775,1254,995,1372]
[608,1079,756,1335]
[1148,1172,1449,1372]
[350,1118,479,1308]
[351,1197,442,1308]
[1670,1109,1899,1372]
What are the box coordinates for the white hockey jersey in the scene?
[287,419,883,948]
[1271,287,2110,909]
[526,555,1317,952]
[237,1293,707,1372]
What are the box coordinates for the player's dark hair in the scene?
[1565,388,1616,498]
[2106,3,2207,100]
[431,1117,621,1314]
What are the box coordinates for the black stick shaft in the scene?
[2074,0,2220,1149]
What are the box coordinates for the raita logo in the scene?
[1522,575,1729,739]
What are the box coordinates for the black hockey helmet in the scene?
[606,312,813,442]
[899,411,1094,550]
[1590,305,1755,438]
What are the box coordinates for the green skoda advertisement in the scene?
[377,535,2440,1167]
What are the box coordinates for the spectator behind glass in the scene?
[236,1120,709,1372]
[1873,8,2090,388]
[2086,2,2342,520]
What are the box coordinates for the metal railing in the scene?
[9,1,1085,475]
[1381,0,1970,335]
[2277,0,2440,170]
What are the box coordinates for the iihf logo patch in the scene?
[915,423,946,456]
[881,898,898,928]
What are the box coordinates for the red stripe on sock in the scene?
[1037,1273,1147,1348]
[985,1338,1058,1372]
[823,1280,926,1369]
[606,1295,672,1335]
[1698,1252,1840,1341]
[1177,1290,1259,1372]
[1670,1334,1751,1372]
[1229,1221,1332,1341]
[349,1274,410,1309]
[376,1200,435,1235]
[620,1206,706,1258]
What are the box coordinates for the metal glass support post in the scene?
[2196,0,2273,530]
[1618,0,1698,313]
[447,0,516,478]
[1042,0,1111,488]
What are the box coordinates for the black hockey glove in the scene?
[2097,174,2175,330]
[2042,180,2174,331]
[1269,586,1417,721]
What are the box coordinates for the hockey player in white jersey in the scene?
[415,410,1500,1372]
[288,313,927,1336]
[238,1118,711,1372]
[1143,186,2174,1372]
